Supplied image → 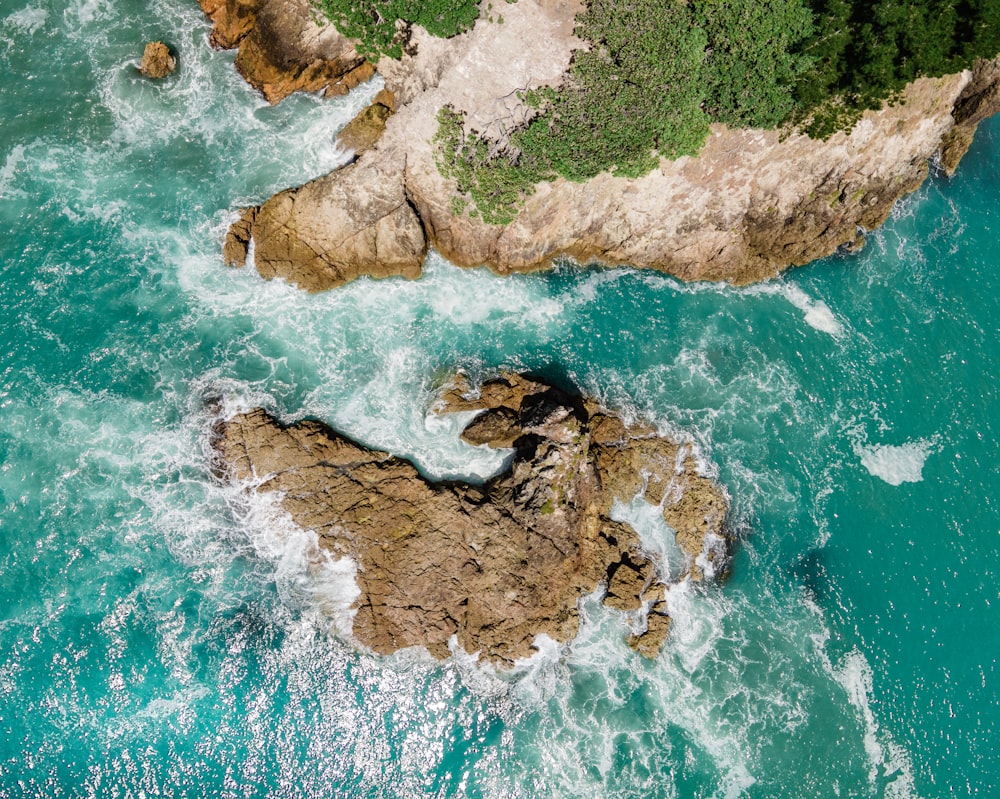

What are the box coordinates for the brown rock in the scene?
[223,206,257,268]
[323,61,377,99]
[214,373,731,664]
[140,42,176,79]
[373,88,397,113]
[198,0,372,104]
[603,554,653,612]
[336,101,394,156]
[628,600,672,659]
[245,154,427,291]
[941,57,1000,175]
[198,0,257,49]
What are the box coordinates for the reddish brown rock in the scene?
[198,0,371,104]
[213,373,731,664]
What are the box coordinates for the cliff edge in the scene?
[210,0,1000,291]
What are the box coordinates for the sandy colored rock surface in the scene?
[246,155,426,291]
[219,0,999,289]
[197,0,371,103]
[214,373,730,664]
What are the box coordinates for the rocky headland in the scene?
[213,374,730,664]
[204,0,1000,291]
[199,0,998,661]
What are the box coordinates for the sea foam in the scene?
[856,438,936,485]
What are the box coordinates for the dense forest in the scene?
[314,0,1000,223]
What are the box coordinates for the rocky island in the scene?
[213,374,730,664]
[200,0,1000,663]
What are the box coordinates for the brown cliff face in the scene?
[197,0,373,103]
[222,0,999,290]
[940,57,1000,174]
[213,374,730,664]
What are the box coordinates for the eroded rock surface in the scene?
[242,154,426,291]
[214,373,730,664]
[140,41,176,78]
[216,0,1000,290]
[198,0,372,103]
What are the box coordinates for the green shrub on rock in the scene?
[312,0,483,58]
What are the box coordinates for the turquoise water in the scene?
[1,0,998,796]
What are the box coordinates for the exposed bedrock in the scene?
[213,373,730,665]
[211,1,999,288]
[140,41,177,79]
[224,154,426,291]
[940,57,1000,174]
[197,0,373,103]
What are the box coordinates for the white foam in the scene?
[609,495,688,581]
[856,439,936,486]
[62,0,109,27]
[0,144,26,198]
[768,283,845,337]
[3,5,48,35]
[206,404,362,637]
[834,649,922,798]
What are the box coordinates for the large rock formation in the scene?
[229,153,426,290]
[213,374,730,664]
[197,0,373,103]
[219,0,1000,290]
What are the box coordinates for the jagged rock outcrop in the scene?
[140,41,176,79]
[216,0,1000,289]
[223,206,257,267]
[231,153,426,291]
[940,57,1000,174]
[197,0,373,103]
[214,373,730,664]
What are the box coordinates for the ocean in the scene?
[0,1,997,796]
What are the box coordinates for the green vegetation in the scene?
[314,0,1000,222]
[311,0,483,58]
[793,0,1000,135]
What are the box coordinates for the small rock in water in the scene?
[140,42,176,79]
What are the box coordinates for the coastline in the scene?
[201,0,1000,291]
[197,0,1000,662]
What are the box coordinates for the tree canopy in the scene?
[314,0,1000,221]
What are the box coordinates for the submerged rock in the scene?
[213,373,730,664]
[140,42,176,79]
